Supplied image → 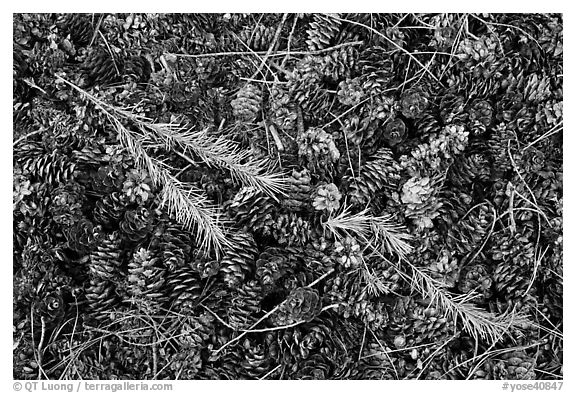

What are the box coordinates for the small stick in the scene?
[214,268,335,354]
[250,13,288,81]
[280,14,299,69]
[170,41,364,59]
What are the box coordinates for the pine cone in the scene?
[306,14,341,51]
[81,47,123,87]
[458,263,493,302]
[178,311,216,348]
[269,85,298,131]
[383,118,407,146]
[255,247,297,288]
[49,182,86,228]
[165,265,203,313]
[449,153,492,187]
[119,207,154,243]
[168,348,202,379]
[439,93,468,124]
[358,46,395,93]
[270,287,323,326]
[400,88,429,119]
[239,338,274,379]
[21,153,76,185]
[84,277,118,323]
[151,221,192,271]
[320,45,357,82]
[91,164,126,195]
[93,192,129,228]
[56,14,94,46]
[297,128,340,174]
[500,350,537,379]
[337,77,365,106]
[312,183,341,213]
[401,176,442,229]
[345,147,402,205]
[88,231,123,282]
[333,236,362,269]
[228,280,262,330]
[121,168,153,204]
[123,55,151,84]
[282,168,313,212]
[272,213,313,247]
[220,231,258,288]
[227,186,276,234]
[456,35,498,77]
[231,83,262,122]
[65,218,103,254]
[127,248,166,311]
[468,99,494,135]
[238,24,277,51]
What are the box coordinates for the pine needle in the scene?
[144,123,287,200]
[56,75,230,256]
[391,254,528,345]
[323,204,413,259]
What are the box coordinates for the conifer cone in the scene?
[93,192,129,228]
[445,203,494,255]
[355,341,397,379]
[119,207,154,243]
[231,83,262,122]
[227,187,276,234]
[123,55,152,84]
[178,311,216,349]
[467,99,494,135]
[414,113,442,136]
[127,248,166,311]
[90,164,126,195]
[49,182,86,228]
[84,277,118,323]
[288,55,324,107]
[400,88,429,119]
[88,231,123,282]
[56,14,94,46]
[81,47,123,87]
[269,85,298,131]
[240,338,274,379]
[345,147,402,205]
[228,280,262,330]
[239,24,277,51]
[255,247,298,289]
[320,45,357,82]
[358,46,395,94]
[294,353,333,379]
[21,153,76,186]
[219,231,258,288]
[439,93,468,125]
[282,168,313,212]
[456,35,498,77]
[449,153,491,187]
[65,218,103,255]
[458,263,493,303]
[151,221,192,270]
[499,350,537,379]
[383,118,407,146]
[297,128,340,175]
[401,176,443,230]
[306,14,341,51]
[337,77,365,106]
[270,287,323,327]
[272,213,313,247]
[165,265,203,313]
[168,347,202,379]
